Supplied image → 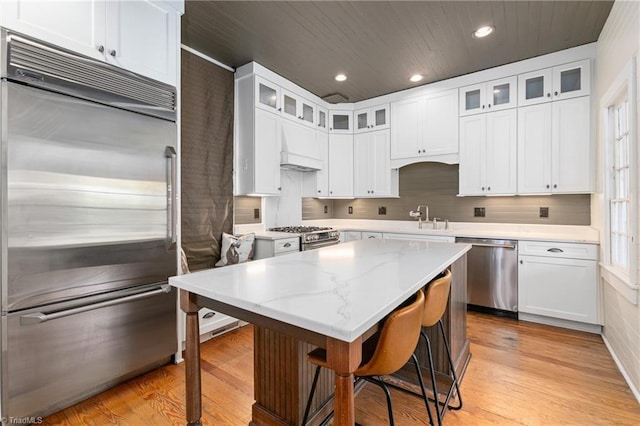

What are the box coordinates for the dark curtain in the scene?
[180,50,234,271]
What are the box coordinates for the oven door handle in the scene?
[303,239,340,250]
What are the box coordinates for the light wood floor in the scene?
[43,312,640,425]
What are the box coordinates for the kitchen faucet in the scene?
[409,205,429,229]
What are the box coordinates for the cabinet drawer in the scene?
[518,240,598,260]
[362,232,383,239]
[274,237,300,254]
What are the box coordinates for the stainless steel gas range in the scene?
[269,226,340,250]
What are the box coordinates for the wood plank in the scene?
[42,312,640,425]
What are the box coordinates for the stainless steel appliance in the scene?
[269,226,340,250]
[455,237,518,316]
[0,31,178,420]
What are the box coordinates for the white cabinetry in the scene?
[328,134,354,197]
[354,129,397,197]
[362,232,383,239]
[517,92,592,194]
[235,75,281,195]
[459,76,517,116]
[390,89,458,167]
[354,104,389,133]
[518,60,590,106]
[1,0,181,86]
[254,236,300,259]
[518,240,599,328]
[329,110,353,134]
[459,109,517,195]
[281,89,316,128]
[341,231,362,242]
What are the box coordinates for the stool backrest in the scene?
[422,269,452,327]
[355,289,425,377]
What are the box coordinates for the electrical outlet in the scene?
[474,207,486,217]
[540,207,549,218]
[348,206,353,215]
[378,206,387,215]
[253,208,260,219]
[323,205,328,214]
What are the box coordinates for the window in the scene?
[610,99,631,271]
[601,57,638,304]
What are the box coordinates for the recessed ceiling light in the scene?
[335,74,347,82]
[473,25,494,38]
[410,74,423,82]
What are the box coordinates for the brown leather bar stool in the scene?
[419,269,463,425]
[302,289,433,426]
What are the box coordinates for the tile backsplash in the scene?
[303,162,590,225]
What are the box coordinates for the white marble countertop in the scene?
[301,219,599,244]
[170,239,470,342]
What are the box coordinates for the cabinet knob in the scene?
[109,49,117,57]
[482,105,485,109]
[481,187,485,191]
[330,128,333,131]
[318,190,321,193]
[422,149,426,153]
[547,93,551,98]
[554,91,559,96]
[278,108,282,112]
[520,260,523,264]
[330,191,333,194]
[278,187,282,191]
[546,184,550,189]
[487,186,491,191]
[553,184,557,189]
[97,45,105,53]
[488,104,492,108]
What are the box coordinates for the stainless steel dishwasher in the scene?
[456,237,518,317]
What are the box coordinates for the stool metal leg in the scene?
[438,319,463,411]
[411,353,435,426]
[302,365,322,425]
[362,376,395,426]
[421,330,442,426]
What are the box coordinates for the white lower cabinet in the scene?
[362,232,383,239]
[254,236,300,259]
[518,240,598,326]
[341,231,362,242]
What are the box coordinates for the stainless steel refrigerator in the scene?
[0,30,178,419]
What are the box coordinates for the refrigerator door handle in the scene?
[19,285,171,325]
[165,146,177,247]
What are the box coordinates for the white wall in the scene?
[593,0,640,399]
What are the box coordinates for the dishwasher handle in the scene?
[462,242,517,249]
[20,285,171,325]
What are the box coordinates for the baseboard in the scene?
[602,334,640,404]
[518,313,602,334]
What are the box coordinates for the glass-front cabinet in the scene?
[281,89,315,127]
[317,106,328,132]
[459,76,517,116]
[329,110,353,134]
[255,76,280,113]
[354,104,390,133]
[518,59,590,106]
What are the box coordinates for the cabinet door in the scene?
[518,255,598,324]
[459,83,486,116]
[370,130,392,196]
[517,103,553,194]
[0,0,106,63]
[317,106,328,132]
[255,76,281,113]
[458,115,486,195]
[390,97,425,159]
[552,60,591,101]
[300,97,316,127]
[353,133,372,196]
[281,89,299,121]
[371,104,389,130]
[362,232,383,239]
[254,109,281,195]
[518,68,553,106]
[315,131,330,196]
[425,89,458,156]
[354,108,371,133]
[328,134,353,196]
[485,109,517,194]
[552,96,592,193]
[341,231,362,242]
[486,76,517,111]
[329,111,352,134]
[105,0,178,85]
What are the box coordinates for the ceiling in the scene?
[181,1,613,103]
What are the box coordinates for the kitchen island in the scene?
[170,239,471,425]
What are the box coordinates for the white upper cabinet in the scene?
[328,134,354,197]
[354,104,390,133]
[317,106,329,132]
[281,89,316,128]
[459,76,517,116]
[354,129,394,197]
[390,88,458,166]
[329,110,353,134]
[518,59,591,106]
[518,96,592,194]
[1,0,181,86]
[255,76,281,113]
[459,109,517,195]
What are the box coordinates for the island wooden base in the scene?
[251,256,468,425]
